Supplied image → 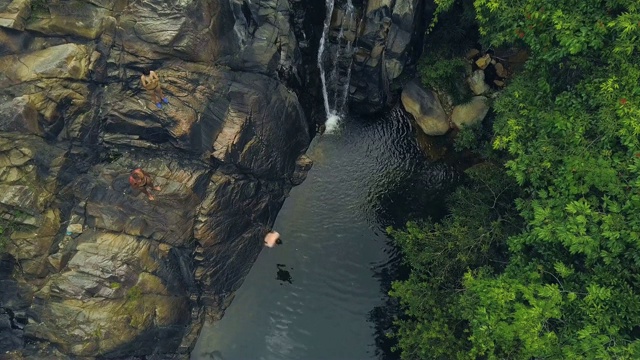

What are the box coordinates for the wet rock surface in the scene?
[0,0,313,358]
[402,47,521,138]
[451,96,489,129]
[401,79,449,136]
[346,0,427,114]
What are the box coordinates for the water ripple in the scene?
[192,105,458,360]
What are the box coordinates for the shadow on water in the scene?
[366,161,459,359]
[360,108,462,359]
[199,350,225,359]
[368,257,407,360]
[276,264,294,284]
[368,162,458,229]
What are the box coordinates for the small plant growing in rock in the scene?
[0,226,6,254]
[0,216,29,255]
[12,210,28,222]
[30,0,49,17]
[125,286,142,301]
[93,325,103,339]
[418,54,473,105]
[453,124,480,151]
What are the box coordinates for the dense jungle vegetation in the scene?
[389,0,640,358]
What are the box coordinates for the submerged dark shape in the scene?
[276,264,293,284]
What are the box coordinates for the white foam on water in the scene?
[325,114,341,134]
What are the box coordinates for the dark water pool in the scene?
[191,106,459,360]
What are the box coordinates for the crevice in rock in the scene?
[288,0,328,134]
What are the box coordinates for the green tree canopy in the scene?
[391,0,640,358]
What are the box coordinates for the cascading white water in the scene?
[317,0,356,133]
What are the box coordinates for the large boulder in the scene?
[468,69,490,96]
[0,0,314,358]
[451,96,490,129]
[401,80,450,136]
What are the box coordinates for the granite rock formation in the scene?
[0,0,313,358]
[330,0,427,114]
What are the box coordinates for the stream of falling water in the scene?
[317,0,356,133]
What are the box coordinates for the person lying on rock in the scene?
[140,68,169,109]
[129,168,161,201]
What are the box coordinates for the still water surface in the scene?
[192,107,458,360]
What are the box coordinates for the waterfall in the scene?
[317,0,356,133]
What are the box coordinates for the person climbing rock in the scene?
[129,168,161,200]
[140,68,169,109]
[264,230,282,248]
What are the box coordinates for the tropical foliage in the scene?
[390,0,640,358]
[388,163,521,358]
[418,0,478,105]
[418,54,472,105]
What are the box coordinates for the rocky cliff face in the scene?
[350,0,426,114]
[0,0,313,358]
[324,0,428,115]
